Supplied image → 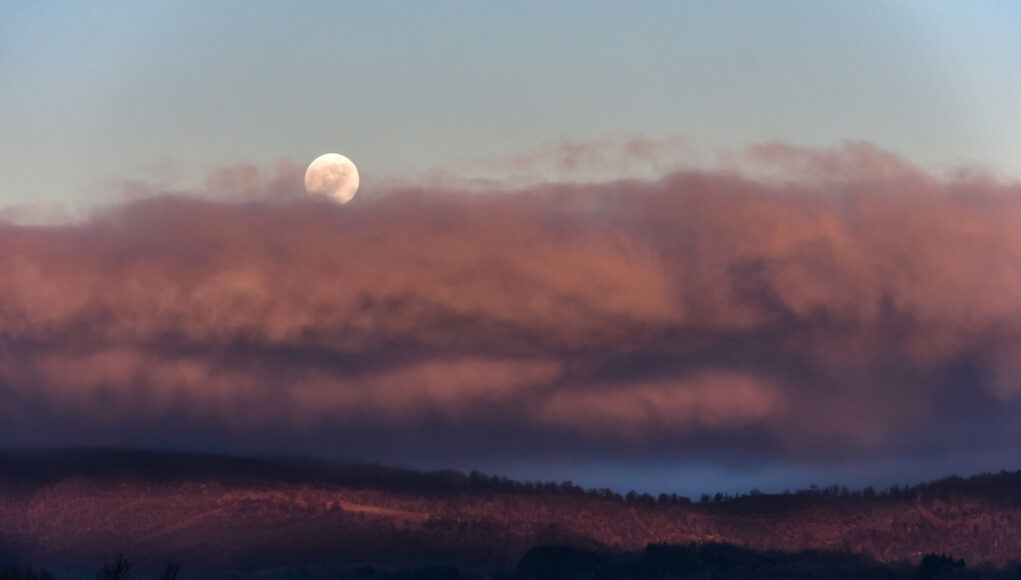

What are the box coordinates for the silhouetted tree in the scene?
[99,553,132,580]
[559,481,582,495]
[918,553,964,579]
[153,561,179,580]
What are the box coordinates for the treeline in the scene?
[697,482,919,504]
[5,545,1019,580]
[4,448,1021,509]
[462,470,1021,508]
[0,566,53,580]
[463,471,692,505]
[0,554,179,580]
[697,469,1021,505]
[511,543,1021,580]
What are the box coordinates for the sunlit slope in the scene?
[0,449,1019,570]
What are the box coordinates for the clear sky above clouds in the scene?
[2,0,1020,207]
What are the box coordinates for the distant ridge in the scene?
[4,447,1020,503]
[0,447,474,493]
[1,448,1021,571]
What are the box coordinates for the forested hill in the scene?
[1,448,1020,571]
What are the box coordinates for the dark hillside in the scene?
[1,449,1020,572]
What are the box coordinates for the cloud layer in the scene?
[2,142,1021,470]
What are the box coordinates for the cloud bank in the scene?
[2,142,1021,470]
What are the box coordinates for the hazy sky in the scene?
[3,1,1021,497]
[2,0,1020,207]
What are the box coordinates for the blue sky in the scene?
[2,0,1020,207]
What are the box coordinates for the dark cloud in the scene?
[1,142,1021,472]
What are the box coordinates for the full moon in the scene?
[304,153,360,204]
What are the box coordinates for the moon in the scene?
[304,153,360,204]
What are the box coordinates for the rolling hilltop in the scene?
[1,449,1020,573]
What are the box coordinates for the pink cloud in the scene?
[1,141,1020,464]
